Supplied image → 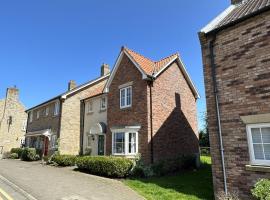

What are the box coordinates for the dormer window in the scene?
[100,97,107,110]
[120,86,132,109]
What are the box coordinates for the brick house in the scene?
[199,0,270,199]
[25,66,109,156]
[103,47,200,164]
[0,87,27,155]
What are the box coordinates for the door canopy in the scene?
[89,122,107,135]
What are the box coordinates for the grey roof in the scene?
[202,0,270,34]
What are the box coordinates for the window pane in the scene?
[251,128,261,143]
[128,133,136,154]
[120,89,125,107]
[115,143,124,154]
[253,144,264,160]
[115,133,124,142]
[264,144,270,160]
[114,132,125,154]
[262,128,270,143]
[126,87,131,106]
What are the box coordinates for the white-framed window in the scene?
[45,107,49,116]
[87,101,93,113]
[29,111,33,123]
[100,97,107,110]
[22,120,27,131]
[247,124,270,166]
[120,86,132,109]
[112,131,138,155]
[36,110,40,119]
[51,135,57,148]
[54,101,60,116]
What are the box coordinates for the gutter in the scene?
[209,34,228,195]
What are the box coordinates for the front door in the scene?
[98,135,104,155]
[44,137,49,156]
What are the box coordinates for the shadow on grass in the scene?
[127,158,214,200]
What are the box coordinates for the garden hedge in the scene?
[21,148,40,161]
[50,154,77,166]
[76,156,134,178]
[10,148,24,158]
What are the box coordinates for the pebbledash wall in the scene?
[199,10,270,199]
[0,88,27,153]
[107,53,199,164]
[60,77,108,155]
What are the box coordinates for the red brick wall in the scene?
[200,10,270,199]
[151,61,199,162]
[106,54,150,162]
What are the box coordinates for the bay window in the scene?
[247,124,270,166]
[112,131,138,155]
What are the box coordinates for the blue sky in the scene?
[0,1,229,130]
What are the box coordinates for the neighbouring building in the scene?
[25,65,110,156]
[103,47,200,164]
[199,0,270,199]
[0,87,27,154]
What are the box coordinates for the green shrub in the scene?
[10,148,24,158]
[51,154,77,166]
[9,153,19,159]
[252,179,270,200]
[21,148,39,161]
[76,156,134,178]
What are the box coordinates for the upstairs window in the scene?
[45,107,49,116]
[29,111,33,123]
[120,86,132,109]
[22,120,27,131]
[100,97,106,110]
[36,110,40,119]
[247,124,270,166]
[54,101,60,116]
[87,101,93,113]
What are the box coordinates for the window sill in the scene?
[112,154,137,158]
[245,165,270,173]
[87,112,94,115]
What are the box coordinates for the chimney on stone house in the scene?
[231,0,243,4]
[6,87,19,102]
[100,63,110,76]
[68,80,77,91]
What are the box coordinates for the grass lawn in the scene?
[124,156,213,200]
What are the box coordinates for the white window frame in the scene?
[54,101,60,116]
[22,120,27,131]
[86,101,93,113]
[120,86,132,109]
[247,123,270,166]
[45,107,49,116]
[112,131,138,156]
[36,110,40,119]
[100,97,107,110]
[29,111,33,123]
[51,135,57,148]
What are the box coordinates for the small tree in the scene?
[199,111,210,147]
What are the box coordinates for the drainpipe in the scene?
[209,35,228,195]
[147,75,155,164]
[79,100,85,155]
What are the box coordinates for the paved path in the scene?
[0,159,144,200]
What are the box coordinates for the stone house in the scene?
[103,47,200,164]
[0,87,27,154]
[25,65,110,156]
[199,0,270,199]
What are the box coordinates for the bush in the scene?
[9,153,19,159]
[252,179,270,200]
[10,148,24,158]
[76,156,134,178]
[21,148,40,161]
[2,152,11,159]
[51,154,77,166]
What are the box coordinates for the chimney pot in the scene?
[101,63,110,76]
[68,80,77,91]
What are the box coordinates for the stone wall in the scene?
[199,10,270,199]
[0,88,27,153]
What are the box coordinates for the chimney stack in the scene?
[68,80,77,91]
[101,63,110,76]
[6,87,19,102]
[231,0,243,4]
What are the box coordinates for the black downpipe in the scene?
[209,35,228,195]
[79,100,85,155]
[148,77,154,164]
